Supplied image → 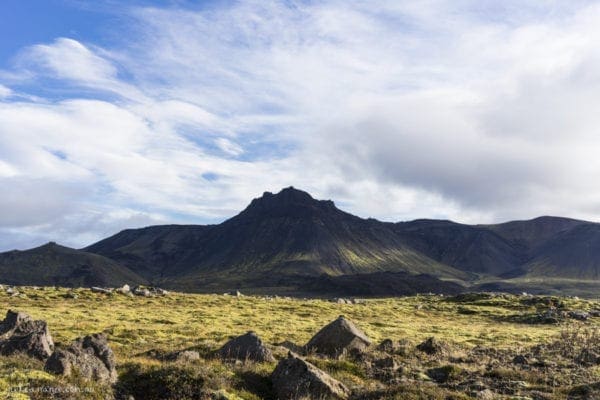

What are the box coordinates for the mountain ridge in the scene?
[1,187,599,295]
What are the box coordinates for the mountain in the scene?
[0,242,147,287]
[86,187,468,290]
[520,223,600,279]
[393,219,526,276]
[2,187,599,295]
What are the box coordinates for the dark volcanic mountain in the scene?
[0,242,147,287]
[86,187,467,290]
[2,187,599,295]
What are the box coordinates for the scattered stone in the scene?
[133,286,151,297]
[576,349,600,366]
[567,382,600,400]
[426,365,462,383]
[447,292,494,303]
[589,309,600,318]
[64,291,79,299]
[568,310,589,321]
[513,355,529,365]
[476,389,496,400]
[276,340,304,354]
[351,298,366,304]
[271,352,350,400]
[90,286,112,294]
[0,310,54,359]
[116,284,131,294]
[416,337,448,355]
[373,356,399,371]
[45,333,117,384]
[305,315,371,358]
[151,287,168,296]
[164,350,201,362]
[218,331,275,362]
[377,339,396,353]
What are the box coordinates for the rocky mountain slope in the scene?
[86,187,468,290]
[1,187,599,294]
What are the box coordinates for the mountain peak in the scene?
[263,186,314,203]
[240,187,336,218]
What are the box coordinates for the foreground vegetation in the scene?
[1,287,599,399]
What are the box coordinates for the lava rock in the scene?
[416,337,448,355]
[45,333,117,384]
[305,315,371,358]
[218,331,275,362]
[0,310,54,359]
[271,352,350,399]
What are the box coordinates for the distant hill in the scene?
[0,242,147,287]
[520,223,600,279]
[2,187,599,295]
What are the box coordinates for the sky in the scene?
[1,0,600,251]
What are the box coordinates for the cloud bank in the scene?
[1,0,600,250]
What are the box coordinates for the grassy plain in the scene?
[1,287,599,399]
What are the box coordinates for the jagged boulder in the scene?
[271,352,350,399]
[45,333,117,384]
[417,337,448,355]
[377,339,396,353]
[218,331,275,362]
[0,310,54,359]
[305,316,371,358]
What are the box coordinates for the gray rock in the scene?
[45,333,117,384]
[165,350,201,362]
[513,355,528,365]
[589,309,600,318]
[133,286,151,297]
[477,389,496,400]
[271,352,350,400]
[90,287,112,294]
[373,356,399,371]
[377,339,396,353]
[218,331,275,362]
[305,315,371,358]
[568,310,589,321]
[116,284,130,294]
[0,310,54,359]
[416,337,448,355]
[151,287,168,296]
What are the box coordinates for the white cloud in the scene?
[2,1,600,249]
[0,85,11,98]
[20,38,116,83]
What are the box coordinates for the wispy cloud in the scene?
[1,0,600,250]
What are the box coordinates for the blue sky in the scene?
[1,0,600,251]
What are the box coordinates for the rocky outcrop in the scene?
[271,352,350,399]
[45,333,117,384]
[305,316,371,358]
[218,331,275,362]
[0,310,54,359]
